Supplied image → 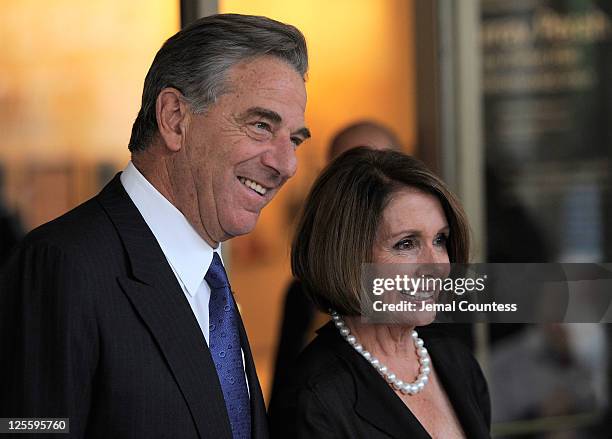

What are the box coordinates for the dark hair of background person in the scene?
[328,120,401,160]
[128,13,308,153]
[292,147,470,316]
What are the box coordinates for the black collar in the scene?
[316,321,490,438]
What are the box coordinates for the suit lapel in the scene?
[319,323,430,439]
[235,297,269,439]
[98,174,233,439]
[353,366,431,439]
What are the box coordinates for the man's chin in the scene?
[222,212,260,238]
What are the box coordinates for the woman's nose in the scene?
[416,245,450,278]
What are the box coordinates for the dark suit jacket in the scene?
[0,175,268,439]
[270,279,316,401]
[269,322,491,438]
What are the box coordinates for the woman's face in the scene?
[372,187,450,326]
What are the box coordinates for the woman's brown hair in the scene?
[291,147,470,316]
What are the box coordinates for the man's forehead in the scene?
[233,77,307,113]
[221,57,307,125]
[228,56,304,86]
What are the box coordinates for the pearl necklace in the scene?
[331,310,431,395]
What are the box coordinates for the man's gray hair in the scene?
[128,13,308,152]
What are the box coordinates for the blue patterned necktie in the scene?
[205,252,251,439]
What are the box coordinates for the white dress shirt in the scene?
[120,161,218,343]
[120,162,250,395]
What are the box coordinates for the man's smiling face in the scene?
[169,55,309,245]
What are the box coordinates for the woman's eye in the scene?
[434,234,448,247]
[394,238,416,251]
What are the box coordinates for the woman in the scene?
[269,148,491,438]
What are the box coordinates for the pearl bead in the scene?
[331,311,431,396]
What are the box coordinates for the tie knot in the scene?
[205,252,230,289]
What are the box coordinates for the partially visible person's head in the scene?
[128,14,310,246]
[292,147,469,316]
[328,121,401,162]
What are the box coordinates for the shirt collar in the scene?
[120,161,219,296]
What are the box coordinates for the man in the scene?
[270,120,400,400]
[0,14,309,439]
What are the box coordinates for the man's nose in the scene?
[261,135,298,180]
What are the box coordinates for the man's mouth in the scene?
[238,176,269,196]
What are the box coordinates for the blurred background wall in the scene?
[1,1,610,437]
[0,0,179,230]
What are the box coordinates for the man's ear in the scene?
[155,88,189,153]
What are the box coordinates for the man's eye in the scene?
[253,121,272,132]
[291,137,303,147]
[394,238,416,251]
